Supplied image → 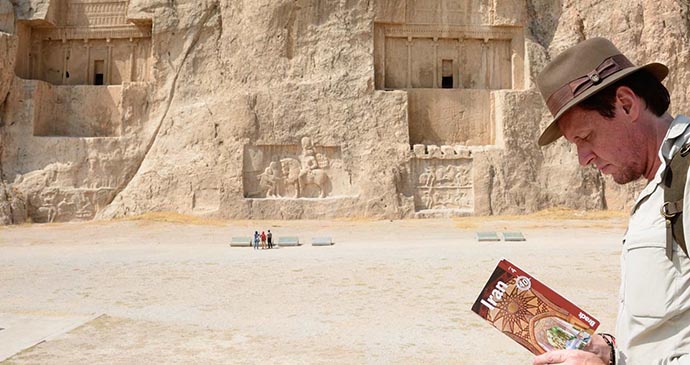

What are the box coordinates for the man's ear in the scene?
[616,86,639,121]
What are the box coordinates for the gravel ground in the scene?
[0,216,625,364]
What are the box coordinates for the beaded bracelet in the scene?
[598,333,616,365]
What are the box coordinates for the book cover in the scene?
[471,259,600,355]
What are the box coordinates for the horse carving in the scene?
[280,158,331,198]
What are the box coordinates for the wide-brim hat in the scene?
[537,37,668,146]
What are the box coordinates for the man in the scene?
[532,38,690,365]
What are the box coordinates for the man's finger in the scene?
[533,350,568,364]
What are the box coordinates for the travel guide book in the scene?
[471,259,600,355]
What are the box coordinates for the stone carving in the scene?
[373,16,524,147]
[15,0,152,86]
[8,160,119,223]
[37,189,58,222]
[244,137,351,199]
[375,24,523,90]
[258,161,283,198]
[63,1,129,27]
[31,188,112,222]
[412,144,472,159]
[412,158,473,212]
[403,0,526,26]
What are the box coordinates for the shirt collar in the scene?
[633,115,690,207]
[660,115,690,160]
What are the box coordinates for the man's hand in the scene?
[533,334,611,365]
[532,350,606,365]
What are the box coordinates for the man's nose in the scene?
[577,146,595,166]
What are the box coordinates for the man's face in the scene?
[557,105,645,184]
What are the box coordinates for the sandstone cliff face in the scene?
[0,0,686,223]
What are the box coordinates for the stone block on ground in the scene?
[311,237,334,246]
[476,232,500,242]
[503,232,526,241]
[277,237,300,247]
[230,237,252,247]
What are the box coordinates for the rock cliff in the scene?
[0,0,686,223]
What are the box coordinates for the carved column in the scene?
[406,36,412,89]
[61,38,68,85]
[380,34,386,89]
[129,37,136,82]
[457,38,462,88]
[84,39,91,84]
[433,37,438,88]
[106,37,112,85]
[31,36,43,80]
[480,38,488,89]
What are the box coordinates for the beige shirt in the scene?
[618,115,690,365]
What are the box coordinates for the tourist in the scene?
[253,231,259,250]
[260,230,267,249]
[267,230,273,249]
[532,37,690,365]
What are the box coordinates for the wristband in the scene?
[598,333,616,365]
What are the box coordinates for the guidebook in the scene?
[471,259,600,355]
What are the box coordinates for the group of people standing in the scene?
[253,230,273,250]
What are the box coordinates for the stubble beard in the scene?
[610,161,645,185]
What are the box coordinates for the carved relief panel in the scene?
[20,159,122,223]
[243,138,353,199]
[30,187,113,222]
[407,0,486,25]
[63,0,130,27]
[411,157,473,212]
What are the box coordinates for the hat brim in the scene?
[537,62,669,146]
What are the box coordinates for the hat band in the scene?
[546,54,635,116]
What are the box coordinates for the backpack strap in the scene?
[661,143,690,259]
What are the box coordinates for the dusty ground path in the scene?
[0,214,626,364]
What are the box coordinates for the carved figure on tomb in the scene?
[299,168,331,198]
[435,166,453,184]
[436,190,452,209]
[454,165,470,187]
[300,137,319,171]
[456,190,472,208]
[421,190,434,209]
[37,189,58,223]
[412,160,474,213]
[280,156,331,199]
[74,194,94,220]
[294,137,332,198]
[243,141,348,200]
[315,153,329,169]
[280,158,302,198]
[57,196,76,221]
[257,161,283,198]
[419,167,435,187]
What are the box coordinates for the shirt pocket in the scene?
[623,238,676,318]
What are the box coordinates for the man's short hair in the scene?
[578,70,670,118]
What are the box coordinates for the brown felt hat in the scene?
[536,37,668,146]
